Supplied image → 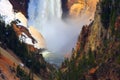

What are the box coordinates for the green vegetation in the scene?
[55,49,96,80]
[116,54,120,64]
[100,0,120,34]
[16,65,31,80]
[110,9,116,34]
[100,0,112,29]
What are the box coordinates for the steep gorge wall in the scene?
[58,0,120,80]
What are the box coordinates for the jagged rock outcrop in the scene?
[12,22,37,52]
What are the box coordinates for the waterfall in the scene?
[28,0,62,31]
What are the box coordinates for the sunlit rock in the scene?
[29,26,46,48]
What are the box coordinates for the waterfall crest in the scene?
[28,0,62,30]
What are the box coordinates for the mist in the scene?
[43,15,92,55]
[29,14,92,57]
[41,18,79,55]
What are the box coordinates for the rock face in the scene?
[62,0,98,18]
[9,0,29,18]
[61,0,69,18]
[57,0,120,80]
[29,26,46,48]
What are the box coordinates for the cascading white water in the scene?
[28,0,62,31]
